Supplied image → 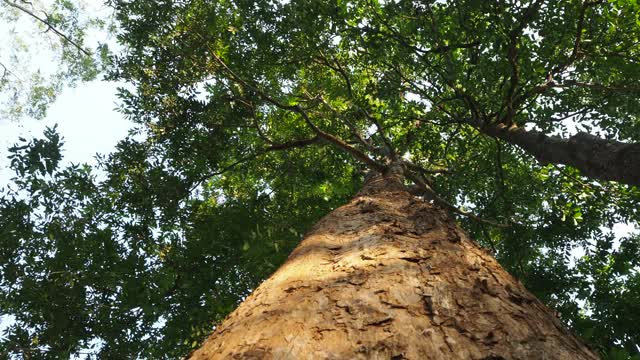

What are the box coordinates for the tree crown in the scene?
[1,0,640,358]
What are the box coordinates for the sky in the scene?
[0,80,134,185]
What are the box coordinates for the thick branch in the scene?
[295,107,386,173]
[466,118,640,186]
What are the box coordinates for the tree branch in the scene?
[552,80,640,93]
[362,9,480,57]
[500,0,544,124]
[404,160,451,175]
[265,136,320,151]
[190,136,323,193]
[207,50,386,173]
[294,105,386,172]
[310,93,373,151]
[517,0,604,104]
[3,0,91,56]
[314,51,353,98]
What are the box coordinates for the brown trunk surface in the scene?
[189,173,598,359]
[466,118,640,187]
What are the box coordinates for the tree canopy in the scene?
[1,0,640,358]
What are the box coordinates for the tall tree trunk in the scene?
[189,171,598,359]
[465,118,640,187]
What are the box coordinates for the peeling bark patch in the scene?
[476,277,499,297]
[507,291,530,306]
[446,226,461,243]
[284,284,312,293]
[230,347,272,359]
[422,295,434,318]
[399,256,421,263]
[355,199,380,213]
[407,208,435,235]
[346,271,368,285]
[365,315,393,326]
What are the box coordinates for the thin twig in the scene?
[552,81,640,93]
[517,0,604,104]
[481,226,499,256]
[315,51,354,98]
[190,136,322,193]
[404,160,450,175]
[405,170,512,228]
[500,0,544,124]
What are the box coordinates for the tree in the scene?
[190,168,598,359]
[0,0,111,120]
[1,0,640,358]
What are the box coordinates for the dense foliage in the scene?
[1,0,640,358]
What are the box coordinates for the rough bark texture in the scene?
[467,119,640,187]
[189,172,598,359]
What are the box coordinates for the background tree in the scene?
[0,0,112,120]
[1,0,640,358]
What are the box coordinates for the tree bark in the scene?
[466,118,640,187]
[189,171,598,359]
